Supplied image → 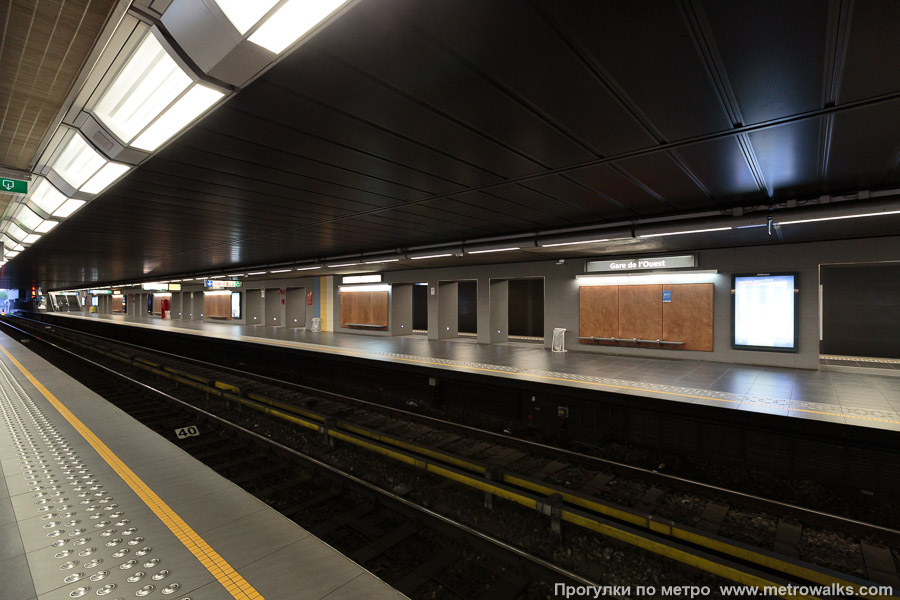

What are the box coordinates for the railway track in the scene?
[4,315,899,599]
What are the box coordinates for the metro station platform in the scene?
[0,331,406,600]
[38,312,900,433]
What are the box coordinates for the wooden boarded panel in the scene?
[341,291,388,328]
[618,285,662,340]
[579,286,618,340]
[371,291,389,326]
[112,296,124,312]
[662,283,713,351]
[204,293,231,319]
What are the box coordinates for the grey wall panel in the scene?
[438,282,459,340]
[490,280,508,344]
[264,289,283,326]
[245,289,263,325]
[391,284,413,336]
[285,287,307,328]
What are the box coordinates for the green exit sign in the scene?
[0,178,27,194]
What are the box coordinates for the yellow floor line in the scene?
[0,345,264,600]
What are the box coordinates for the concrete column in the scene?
[391,284,413,336]
[437,281,458,339]
[489,279,509,344]
[427,280,440,340]
[477,277,492,344]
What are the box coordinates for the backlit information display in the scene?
[732,273,798,352]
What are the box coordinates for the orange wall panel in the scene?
[618,284,662,340]
[578,286,618,339]
[662,283,713,351]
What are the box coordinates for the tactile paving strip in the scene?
[0,360,184,599]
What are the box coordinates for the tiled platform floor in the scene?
[0,330,405,600]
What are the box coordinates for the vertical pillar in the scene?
[477,277,491,344]
[489,279,509,344]
[427,280,440,340]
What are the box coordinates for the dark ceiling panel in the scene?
[613,153,713,212]
[201,106,466,198]
[271,48,545,180]
[674,138,765,202]
[748,118,823,198]
[699,0,827,124]
[838,0,900,103]
[485,183,594,225]
[417,197,544,231]
[825,101,900,191]
[317,0,600,167]
[565,164,673,217]
[387,0,656,156]
[442,191,576,229]
[520,175,634,220]
[537,0,732,142]
[229,81,503,190]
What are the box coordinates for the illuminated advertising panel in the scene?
[732,273,799,352]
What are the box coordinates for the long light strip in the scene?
[339,284,390,293]
[246,271,267,276]
[778,210,900,225]
[640,227,732,238]
[467,247,520,254]
[81,162,131,194]
[327,262,359,268]
[295,266,322,271]
[409,253,452,260]
[576,270,719,286]
[269,269,292,273]
[539,238,610,247]
[52,199,86,218]
[363,258,400,264]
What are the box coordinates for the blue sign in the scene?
[662,290,672,303]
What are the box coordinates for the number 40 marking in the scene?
[175,426,200,438]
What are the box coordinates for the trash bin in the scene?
[162,310,170,319]
[551,327,567,352]
[310,317,321,332]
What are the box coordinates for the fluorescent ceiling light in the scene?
[778,210,900,225]
[343,274,381,284]
[249,0,350,54]
[35,220,59,233]
[93,30,192,143]
[327,262,359,268]
[13,244,24,252]
[295,266,322,271]
[640,227,731,238]
[14,206,43,231]
[51,133,106,189]
[80,162,130,194]
[269,269,292,273]
[52,199,86,218]
[576,270,719,286]
[6,223,27,242]
[467,247,520,254]
[246,271,267,276]
[29,178,67,214]
[208,275,225,279]
[5,251,19,257]
[227,274,244,278]
[132,84,224,151]
[409,253,452,260]
[23,233,42,244]
[364,258,399,264]
[214,0,280,34]
[340,284,390,293]
[181,278,194,281]
[539,238,610,247]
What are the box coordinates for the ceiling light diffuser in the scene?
[93,29,192,143]
[778,210,900,225]
[22,233,42,244]
[80,162,131,194]
[132,84,224,151]
[14,206,43,231]
[539,238,610,247]
[249,0,350,54]
[35,220,59,233]
[467,247,520,254]
[51,133,106,189]
[52,199,87,218]
[29,178,67,215]
[409,253,452,260]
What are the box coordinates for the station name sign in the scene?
[205,279,242,289]
[142,282,170,291]
[89,289,112,295]
[586,254,696,273]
